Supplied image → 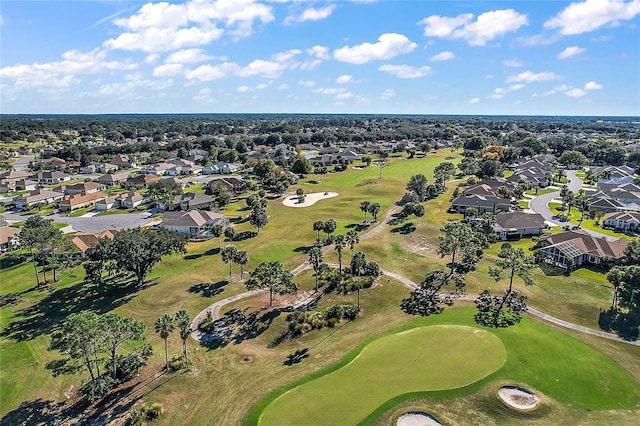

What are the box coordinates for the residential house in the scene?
[0,225,20,252]
[507,167,551,188]
[449,194,511,214]
[112,154,137,169]
[58,191,107,212]
[97,172,130,186]
[0,171,34,192]
[536,230,629,269]
[63,181,106,195]
[591,165,636,179]
[201,163,244,175]
[118,191,146,209]
[169,192,215,211]
[36,171,72,184]
[159,210,229,240]
[206,177,245,194]
[66,230,118,258]
[588,196,626,214]
[341,150,360,161]
[80,164,97,174]
[41,157,67,170]
[127,174,161,189]
[143,162,174,175]
[14,179,38,192]
[95,195,120,211]
[94,163,119,174]
[493,212,546,240]
[603,211,640,233]
[14,189,64,209]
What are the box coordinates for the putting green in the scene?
[258,325,506,426]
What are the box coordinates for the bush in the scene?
[168,355,185,372]
[142,403,163,422]
[126,409,146,426]
[199,316,216,333]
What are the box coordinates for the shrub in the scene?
[126,409,146,426]
[168,355,185,372]
[199,316,216,333]
[142,403,163,422]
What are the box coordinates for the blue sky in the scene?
[1,0,639,115]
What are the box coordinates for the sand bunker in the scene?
[396,412,442,426]
[282,192,338,207]
[498,386,539,410]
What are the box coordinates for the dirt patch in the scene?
[498,386,539,410]
[240,356,253,363]
[400,235,439,259]
[282,192,338,208]
[397,412,442,426]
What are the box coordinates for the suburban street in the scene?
[10,155,34,171]
[2,211,155,233]
[529,169,582,224]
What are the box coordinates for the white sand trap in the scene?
[498,386,539,410]
[282,192,338,208]
[397,412,442,426]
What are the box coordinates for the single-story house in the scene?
[127,174,161,189]
[118,191,146,209]
[112,154,137,169]
[493,212,546,240]
[449,194,511,215]
[36,171,72,184]
[603,211,640,232]
[206,177,245,194]
[536,230,629,269]
[0,226,20,252]
[159,210,229,240]
[58,191,107,212]
[201,163,244,175]
[97,173,130,186]
[64,181,106,195]
[14,189,65,209]
[95,195,120,211]
[14,179,39,192]
[165,192,215,211]
[588,196,626,214]
[67,230,118,258]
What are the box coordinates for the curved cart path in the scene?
[190,203,639,347]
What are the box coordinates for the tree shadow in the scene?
[599,308,639,341]
[200,307,282,350]
[346,223,369,232]
[283,348,309,366]
[204,247,221,256]
[391,223,416,234]
[229,216,246,224]
[0,274,148,342]
[293,245,314,254]
[234,230,257,241]
[0,399,65,425]
[0,252,30,270]
[187,280,228,298]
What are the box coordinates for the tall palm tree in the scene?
[234,250,249,279]
[334,234,346,275]
[360,201,370,223]
[313,220,324,244]
[345,230,360,256]
[221,245,238,278]
[155,314,175,370]
[308,246,323,292]
[174,309,191,364]
[369,202,381,222]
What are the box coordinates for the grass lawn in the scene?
[257,324,507,426]
[252,309,640,426]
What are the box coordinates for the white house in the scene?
[159,210,229,240]
[603,211,640,233]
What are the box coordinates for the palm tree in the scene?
[360,201,370,223]
[221,245,238,278]
[211,224,224,249]
[174,309,191,364]
[234,250,249,279]
[313,220,324,244]
[155,314,175,370]
[369,202,381,222]
[345,230,360,256]
[224,227,236,246]
[334,234,346,275]
[307,246,323,292]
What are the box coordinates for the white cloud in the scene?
[468,97,480,104]
[184,63,238,81]
[584,80,602,90]
[256,83,268,90]
[236,59,287,78]
[300,59,322,70]
[507,70,557,83]
[166,48,212,64]
[306,45,330,60]
[237,85,252,92]
[380,89,396,100]
[379,64,431,78]
[298,80,315,87]
[145,54,160,64]
[491,84,525,99]
[277,83,288,90]
[565,88,587,97]
[272,49,302,62]
[315,87,354,100]
[557,46,586,59]
[286,5,335,24]
[430,51,455,61]
[104,0,274,53]
[153,63,184,77]
[419,9,528,45]
[502,59,523,67]
[193,87,214,103]
[544,0,640,35]
[336,75,353,84]
[334,33,417,64]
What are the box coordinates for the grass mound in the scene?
[258,325,506,425]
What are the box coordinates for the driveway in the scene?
[11,155,34,172]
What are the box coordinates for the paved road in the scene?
[2,211,154,233]
[10,155,34,171]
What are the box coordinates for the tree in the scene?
[253,158,277,182]
[437,221,482,274]
[360,201,370,223]
[224,226,236,245]
[433,162,455,191]
[323,218,336,240]
[248,205,269,233]
[406,174,429,202]
[369,202,381,222]
[313,220,325,244]
[622,239,640,266]
[100,314,146,379]
[401,269,465,316]
[607,265,640,310]
[211,224,224,250]
[20,216,65,288]
[290,153,312,174]
[245,261,297,307]
[155,314,175,370]
[558,150,587,167]
[221,245,238,278]
[560,185,573,217]
[376,153,389,179]
[334,234,346,275]
[308,246,323,292]
[174,309,191,364]
[234,250,249,279]
[345,230,360,255]
[148,179,182,209]
[109,228,188,286]
[475,246,535,328]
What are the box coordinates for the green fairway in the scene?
[258,325,507,426]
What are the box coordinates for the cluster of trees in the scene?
[312,218,337,244]
[154,309,192,370]
[359,201,381,223]
[84,228,188,286]
[221,245,249,278]
[49,312,151,401]
[604,240,640,339]
[245,261,297,307]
